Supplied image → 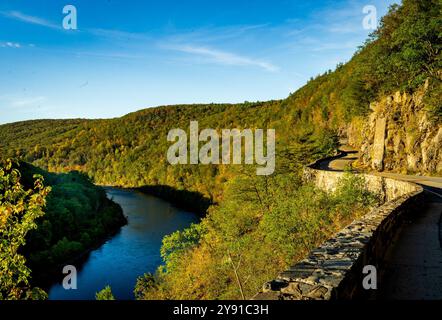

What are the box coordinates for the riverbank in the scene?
[31,195,128,289]
[47,187,199,300]
[136,185,212,216]
[34,182,208,290]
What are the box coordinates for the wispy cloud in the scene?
[88,28,151,41]
[1,10,148,40]
[0,10,61,29]
[11,96,46,107]
[166,44,279,72]
[279,0,399,58]
[74,51,145,60]
[0,9,278,72]
[163,24,269,44]
[0,95,52,121]
[311,41,361,52]
[0,94,46,107]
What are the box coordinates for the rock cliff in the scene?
[348,83,441,175]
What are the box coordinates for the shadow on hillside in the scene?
[137,185,212,216]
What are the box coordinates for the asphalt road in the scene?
[318,147,442,300]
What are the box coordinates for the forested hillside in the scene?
[1,1,440,193]
[0,101,339,205]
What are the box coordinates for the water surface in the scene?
[48,187,199,300]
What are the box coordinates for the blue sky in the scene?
[0,0,398,124]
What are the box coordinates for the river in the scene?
[48,187,199,300]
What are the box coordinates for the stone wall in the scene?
[304,167,420,203]
[254,167,423,300]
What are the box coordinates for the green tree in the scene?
[95,286,115,300]
[134,273,157,300]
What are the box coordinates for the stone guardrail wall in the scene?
[254,162,424,300]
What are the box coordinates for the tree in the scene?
[0,159,51,300]
[134,273,157,300]
[95,286,115,300]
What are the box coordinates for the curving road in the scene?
[318,146,442,300]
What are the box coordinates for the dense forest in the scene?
[18,163,127,285]
[0,0,440,299]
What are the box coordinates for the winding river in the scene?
[48,187,199,300]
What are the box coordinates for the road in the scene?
[318,147,442,299]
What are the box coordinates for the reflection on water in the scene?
[48,187,199,300]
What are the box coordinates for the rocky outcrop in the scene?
[348,83,442,175]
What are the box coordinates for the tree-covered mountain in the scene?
[0,101,340,206]
[1,1,440,189]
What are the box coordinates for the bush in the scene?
[95,286,115,300]
[334,171,380,217]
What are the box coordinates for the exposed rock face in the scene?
[372,118,386,171]
[349,84,442,175]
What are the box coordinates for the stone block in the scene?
[372,117,386,170]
